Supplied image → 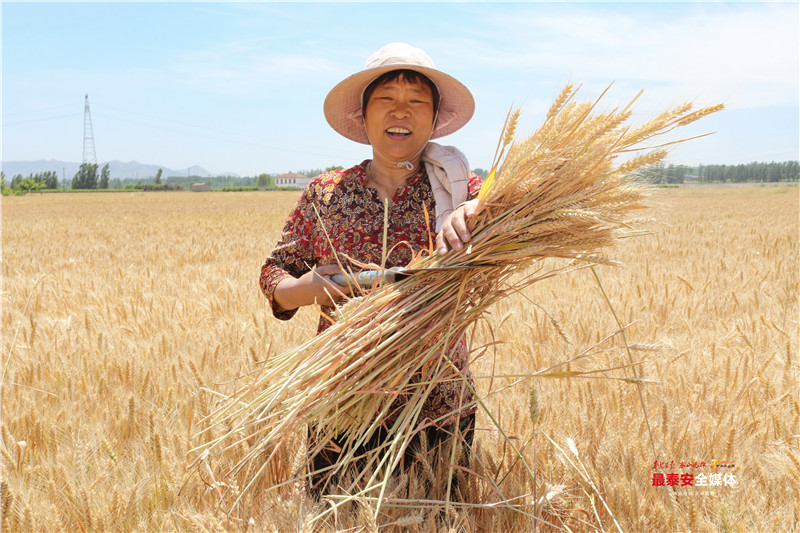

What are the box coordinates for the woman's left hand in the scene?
[436,199,479,255]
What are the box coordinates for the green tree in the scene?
[72,163,99,189]
[99,164,111,189]
[43,171,58,189]
[257,173,274,189]
[16,178,44,194]
[85,164,98,189]
[22,171,58,189]
[154,168,163,185]
[472,168,489,179]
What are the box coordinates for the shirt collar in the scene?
[356,160,370,186]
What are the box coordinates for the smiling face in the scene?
[363,74,436,166]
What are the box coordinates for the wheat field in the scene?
[1,187,797,532]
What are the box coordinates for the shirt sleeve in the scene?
[259,182,320,320]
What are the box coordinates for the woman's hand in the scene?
[273,264,353,310]
[436,199,479,255]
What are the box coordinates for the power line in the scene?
[2,102,80,118]
[5,98,365,168]
[3,112,82,127]
[89,107,359,161]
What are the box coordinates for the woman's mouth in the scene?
[386,127,412,139]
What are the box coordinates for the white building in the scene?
[275,173,310,189]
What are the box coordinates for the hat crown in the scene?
[365,42,436,70]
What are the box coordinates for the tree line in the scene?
[162,173,276,190]
[1,164,495,194]
[4,160,797,195]
[1,166,279,194]
[4,170,60,193]
[2,164,113,194]
[71,163,112,189]
[644,161,799,184]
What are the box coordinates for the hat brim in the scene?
[324,64,474,145]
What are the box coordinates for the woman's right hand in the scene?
[273,264,353,310]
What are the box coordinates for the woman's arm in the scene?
[260,172,356,316]
[272,265,350,310]
[259,182,323,318]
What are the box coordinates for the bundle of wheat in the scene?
[191,84,722,513]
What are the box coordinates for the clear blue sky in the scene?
[3,1,798,176]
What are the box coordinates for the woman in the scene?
[259,43,482,492]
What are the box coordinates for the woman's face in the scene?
[363,76,435,165]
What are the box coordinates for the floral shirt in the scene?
[260,160,483,424]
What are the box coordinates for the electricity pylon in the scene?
[83,94,97,165]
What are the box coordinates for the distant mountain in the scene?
[1,160,81,180]
[1,160,240,180]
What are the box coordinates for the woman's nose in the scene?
[390,101,410,118]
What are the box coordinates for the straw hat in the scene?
[324,43,475,145]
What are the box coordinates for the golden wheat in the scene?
[0,180,797,531]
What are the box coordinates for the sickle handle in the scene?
[331,269,400,288]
